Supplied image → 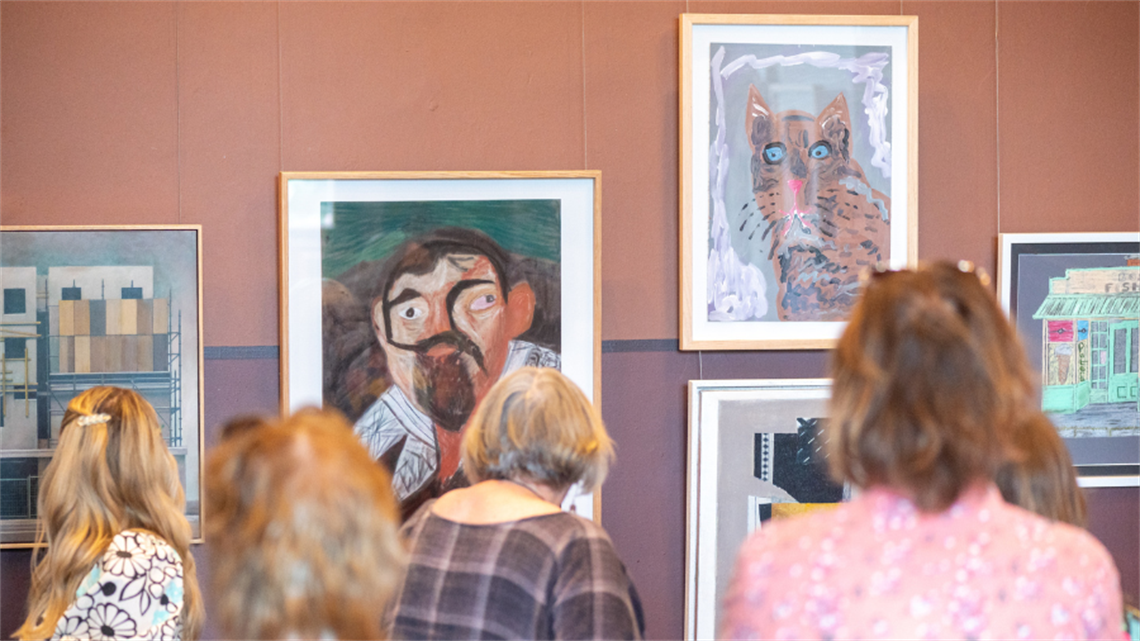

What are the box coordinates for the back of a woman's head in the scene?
[47,387,185,536]
[18,386,201,640]
[462,367,614,492]
[204,408,403,640]
[828,262,1038,512]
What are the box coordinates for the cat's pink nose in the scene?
[787,179,803,196]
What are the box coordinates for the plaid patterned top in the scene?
[390,503,645,640]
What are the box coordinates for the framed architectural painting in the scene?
[680,14,918,350]
[685,378,845,639]
[0,226,204,547]
[279,171,601,519]
[999,232,1140,487]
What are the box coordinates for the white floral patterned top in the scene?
[53,530,185,640]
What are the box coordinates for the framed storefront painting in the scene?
[279,171,601,519]
[680,14,918,350]
[0,226,204,547]
[685,378,846,639]
[998,232,1140,487]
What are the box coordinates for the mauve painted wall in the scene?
[1,2,1137,639]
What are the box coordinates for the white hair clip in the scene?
[76,413,112,427]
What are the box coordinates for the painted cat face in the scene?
[741,85,891,321]
[745,86,871,255]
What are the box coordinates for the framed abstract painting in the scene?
[999,232,1140,487]
[685,378,846,639]
[279,171,601,519]
[0,226,204,547]
[680,14,918,350]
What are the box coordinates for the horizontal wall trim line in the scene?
[205,342,679,359]
[204,345,280,360]
[601,339,676,353]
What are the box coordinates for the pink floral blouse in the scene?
[722,484,1123,640]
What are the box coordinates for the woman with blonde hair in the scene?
[204,408,404,640]
[389,366,644,640]
[14,386,203,640]
[721,261,1123,640]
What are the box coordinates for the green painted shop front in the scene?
[1033,265,1140,414]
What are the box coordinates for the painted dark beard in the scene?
[413,351,477,432]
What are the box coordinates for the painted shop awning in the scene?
[1033,294,1140,319]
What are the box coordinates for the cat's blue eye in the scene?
[762,143,786,164]
[809,142,831,160]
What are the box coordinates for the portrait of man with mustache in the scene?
[352,227,560,517]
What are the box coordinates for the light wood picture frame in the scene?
[998,232,1140,487]
[278,171,602,520]
[0,225,205,547]
[680,14,918,350]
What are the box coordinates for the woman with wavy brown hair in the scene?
[722,261,1123,640]
[14,386,203,640]
[204,408,404,640]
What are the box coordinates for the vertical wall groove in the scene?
[276,1,284,172]
[175,1,182,223]
[994,0,1000,234]
[581,1,589,170]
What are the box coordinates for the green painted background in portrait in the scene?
[320,200,561,279]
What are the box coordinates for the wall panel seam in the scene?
[277,0,284,172]
[581,1,588,170]
[175,2,182,223]
[994,0,1000,234]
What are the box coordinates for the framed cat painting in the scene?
[680,15,918,350]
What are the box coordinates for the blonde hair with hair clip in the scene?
[204,408,404,640]
[15,386,203,640]
[462,367,614,492]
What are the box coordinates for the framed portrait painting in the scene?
[279,171,601,519]
[998,232,1140,487]
[680,14,918,350]
[685,378,846,639]
[0,226,204,547]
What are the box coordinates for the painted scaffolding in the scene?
[1,267,183,526]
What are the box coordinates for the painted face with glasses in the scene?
[372,237,536,434]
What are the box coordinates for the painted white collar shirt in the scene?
[353,340,560,500]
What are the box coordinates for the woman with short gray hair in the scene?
[388,366,644,640]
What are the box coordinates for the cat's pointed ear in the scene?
[819,93,852,159]
[745,85,774,151]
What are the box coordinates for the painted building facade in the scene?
[1032,261,1140,413]
[0,265,185,542]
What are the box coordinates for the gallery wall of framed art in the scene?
[278,171,601,519]
[0,226,204,547]
[679,14,919,350]
[2,2,1138,638]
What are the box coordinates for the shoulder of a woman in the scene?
[112,528,161,544]
[108,529,182,564]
